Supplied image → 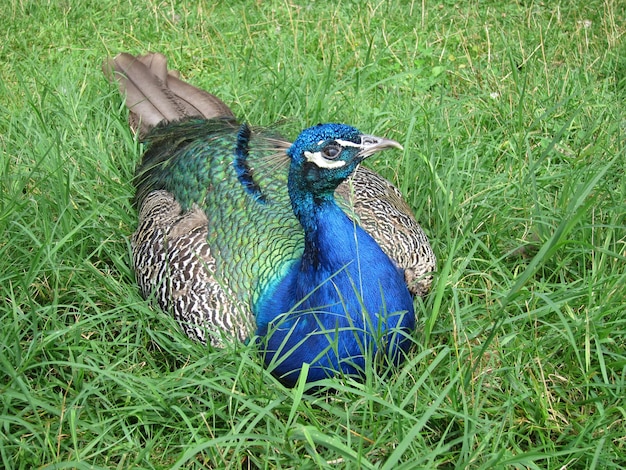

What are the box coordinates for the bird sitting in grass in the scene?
[104,53,436,386]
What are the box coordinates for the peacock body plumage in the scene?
[105,53,436,385]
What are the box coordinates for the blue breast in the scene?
[255,202,414,386]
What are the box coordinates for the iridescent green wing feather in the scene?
[135,118,304,313]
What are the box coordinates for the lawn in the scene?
[1,1,625,468]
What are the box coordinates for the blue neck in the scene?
[255,189,415,386]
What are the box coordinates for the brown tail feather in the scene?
[134,53,234,120]
[103,52,234,139]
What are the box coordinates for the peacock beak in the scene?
[358,134,404,159]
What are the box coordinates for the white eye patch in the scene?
[304,151,347,169]
[315,139,363,148]
[334,139,365,148]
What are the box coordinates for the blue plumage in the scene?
[255,124,415,384]
[257,202,415,384]
[234,123,266,203]
[104,52,436,387]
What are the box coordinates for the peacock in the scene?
[104,52,436,386]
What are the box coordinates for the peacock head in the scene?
[287,123,403,194]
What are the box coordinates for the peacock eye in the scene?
[322,144,341,159]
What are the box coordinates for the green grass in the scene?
[1,0,625,468]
